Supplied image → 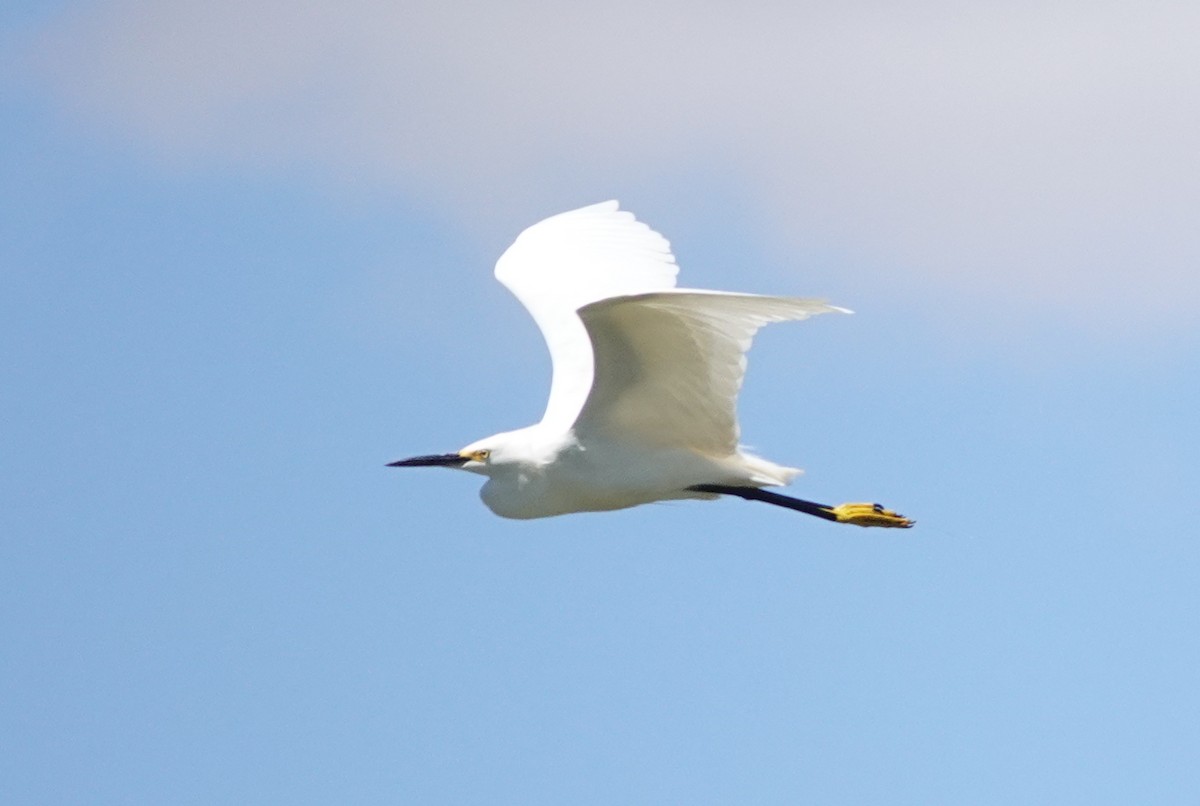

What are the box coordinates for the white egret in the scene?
[390,201,912,528]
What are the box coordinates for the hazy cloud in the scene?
[28,0,1200,334]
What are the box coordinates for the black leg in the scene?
[687,484,839,522]
[687,484,915,528]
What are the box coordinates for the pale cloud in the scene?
[27,0,1200,334]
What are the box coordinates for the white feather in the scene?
[494,200,678,432]
[398,201,865,520]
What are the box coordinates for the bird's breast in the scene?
[476,445,713,519]
[478,467,570,520]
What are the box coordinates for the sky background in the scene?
[3,1,1199,803]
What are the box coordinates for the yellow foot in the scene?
[829,502,915,528]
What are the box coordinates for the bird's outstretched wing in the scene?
[574,291,845,454]
[494,201,679,431]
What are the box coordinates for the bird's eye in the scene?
[474,449,491,461]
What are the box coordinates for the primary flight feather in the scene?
[390,201,912,528]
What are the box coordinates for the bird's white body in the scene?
[462,424,798,519]
[394,201,856,521]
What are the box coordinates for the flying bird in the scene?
[390,201,912,528]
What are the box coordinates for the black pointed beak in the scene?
[386,453,469,468]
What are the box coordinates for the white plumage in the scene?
[390,201,913,529]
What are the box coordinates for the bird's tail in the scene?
[734,450,803,487]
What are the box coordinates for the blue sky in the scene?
[4,2,1199,803]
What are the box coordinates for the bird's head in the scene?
[388,430,538,477]
[387,445,492,475]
